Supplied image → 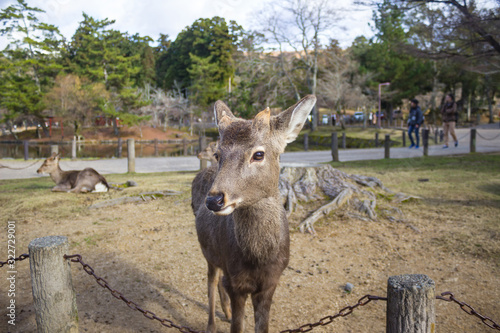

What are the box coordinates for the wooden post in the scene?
[50,145,58,155]
[341,132,346,149]
[331,132,339,162]
[154,138,159,157]
[304,133,309,151]
[199,136,207,170]
[71,137,77,160]
[402,130,406,147]
[182,138,188,156]
[470,128,476,153]
[23,140,29,160]
[387,274,435,333]
[423,129,429,156]
[434,130,438,143]
[439,129,444,143]
[375,132,379,147]
[29,236,78,333]
[385,134,390,159]
[127,138,135,173]
[117,138,122,158]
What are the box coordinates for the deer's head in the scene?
[206,95,316,215]
[37,152,60,174]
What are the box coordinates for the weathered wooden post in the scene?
[387,274,435,333]
[199,136,207,170]
[402,130,406,147]
[375,132,379,147]
[117,138,123,158]
[304,133,309,151]
[182,137,188,156]
[71,137,77,160]
[23,140,29,160]
[470,128,476,153]
[385,134,390,159]
[423,129,429,156]
[154,138,159,157]
[50,145,58,155]
[127,138,135,173]
[29,236,78,333]
[341,132,346,149]
[331,132,339,162]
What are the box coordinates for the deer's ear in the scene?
[273,95,316,144]
[214,100,235,132]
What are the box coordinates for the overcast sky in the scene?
[0,0,374,48]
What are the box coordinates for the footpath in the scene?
[1,127,499,180]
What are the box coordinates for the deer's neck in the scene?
[232,195,285,264]
[49,165,65,184]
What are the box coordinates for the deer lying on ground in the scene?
[192,95,316,332]
[37,153,109,193]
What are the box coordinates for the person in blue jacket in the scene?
[408,99,424,149]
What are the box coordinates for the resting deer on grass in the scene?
[192,95,316,332]
[37,153,109,193]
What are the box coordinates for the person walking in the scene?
[408,98,424,149]
[441,94,458,148]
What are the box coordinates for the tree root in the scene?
[298,188,352,234]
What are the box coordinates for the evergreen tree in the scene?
[0,0,63,138]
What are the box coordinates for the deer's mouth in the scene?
[213,203,236,216]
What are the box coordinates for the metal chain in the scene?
[280,294,387,333]
[437,291,500,331]
[0,253,30,267]
[476,131,500,141]
[456,132,470,141]
[64,254,204,333]
[0,160,42,170]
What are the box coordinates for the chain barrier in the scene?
[0,253,29,267]
[476,131,500,141]
[64,254,204,333]
[3,254,500,332]
[437,292,500,331]
[0,160,42,170]
[280,294,387,333]
[456,131,470,141]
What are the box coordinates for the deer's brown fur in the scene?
[37,153,109,193]
[192,95,316,332]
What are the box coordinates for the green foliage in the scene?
[351,0,434,105]
[0,0,63,133]
[156,16,241,108]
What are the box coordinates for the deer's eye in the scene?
[252,151,265,162]
[213,153,219,161]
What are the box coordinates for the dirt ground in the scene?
[1,160,499,333]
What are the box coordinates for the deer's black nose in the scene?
[206,193,225,212]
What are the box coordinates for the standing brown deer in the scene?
[192,95,316,332]
[37,153,109,193]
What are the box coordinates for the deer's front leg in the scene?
[251,285,277,333]
[218,275,232,321]
[52,184,71,192]
[206,264,219,333]
[229,291,247,333]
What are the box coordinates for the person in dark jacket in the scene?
[441,93,458,148]
[408,98,424,149]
